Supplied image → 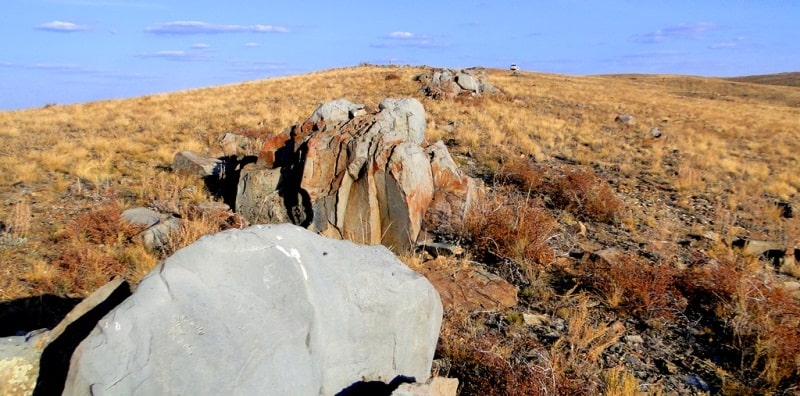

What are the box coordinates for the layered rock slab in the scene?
[238,98,482,253]
[64,224,443,395]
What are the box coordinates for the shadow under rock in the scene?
[34,282,131,395]
[336,375,416,396]
[203,155,258,211]
[0,295,82,337]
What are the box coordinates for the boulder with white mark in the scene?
[64,224,443,395]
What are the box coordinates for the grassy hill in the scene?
[1,65,799,394]
[726,71,800,88]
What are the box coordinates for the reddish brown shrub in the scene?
[495,160,622,223]
[436,312,590,396]
[496,159,545,192]
[552,169,621,223]
[584,254,686,321]
[55,246,123,292]
[463,189,555,268]
[67,202,142,245]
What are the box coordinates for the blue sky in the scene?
[1,1,798,110]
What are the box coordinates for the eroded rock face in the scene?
[418,259,519,312]
[64,224,443,396]
[238,98,483,253]
[424,141,484,239]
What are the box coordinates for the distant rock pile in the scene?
[237,98,483,253]
[414,68,500,99]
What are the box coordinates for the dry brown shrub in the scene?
[55,245,123,292]
[496,159,622,223]
[496,159,545,192]
[679,259,800,390]
[462,188,556,271]
[436,312,573,396]
[551,169,622,223]
[584,254,686,321]
[66,202,142,245]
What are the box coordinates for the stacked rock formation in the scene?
[414,68,500,99]
[236,98,482,253]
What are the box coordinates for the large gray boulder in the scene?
[64,224,443,396]
[455,73,479,92]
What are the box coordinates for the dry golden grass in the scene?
[1,64,799,393]
[603,366,650,396]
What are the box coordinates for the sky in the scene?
[1,1,798,110]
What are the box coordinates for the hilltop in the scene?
[726,71,800,88]
[1,65,799,394]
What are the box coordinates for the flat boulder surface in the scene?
[64,224,443,396]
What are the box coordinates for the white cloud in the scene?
[709,42,737,50]
[388,31,415,39]
[709,37,746,50]
[373,31,447,49]
[244,42,260,47]
[0,62,98,74]
[136,50,210,62]
[191,43,211,49]
[34,21,89,32]
[633,22,717,44]
[145,21,289,35]
[228,61,293,74]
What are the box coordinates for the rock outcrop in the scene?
[237,98,483,253]
[64,224,443,395]
[414,68,500,99]
[418,259,519,312]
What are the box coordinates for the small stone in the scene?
[625,335,645,344]
[419,261,518,312]
[197,201,230,214]
[650,127,662,138]
[172,151,225,178]
[121,207,182,252]
[615,114,635,126]
[683,373,710,392]
[523,313,549,327]
[121,207,161,229]
[418,242,464,258]
[391,377,459,396]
